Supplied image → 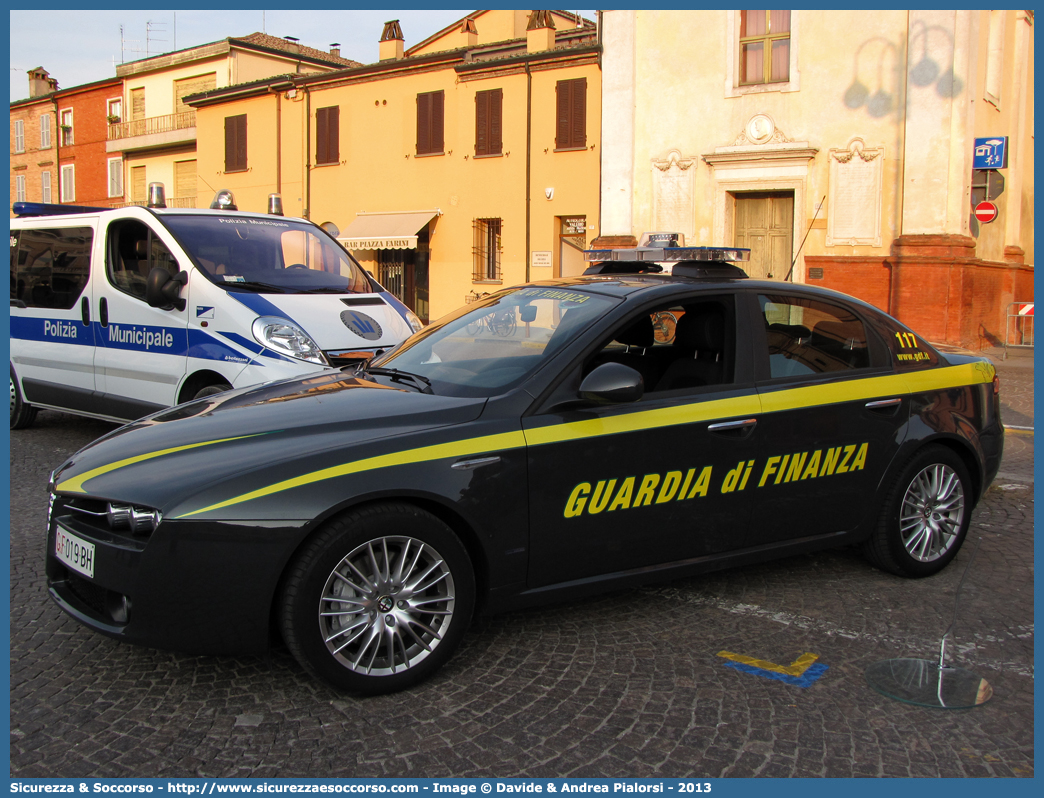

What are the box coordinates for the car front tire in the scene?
[863,445,972,577]
[280,503,475,694]
[10,371,37,430]
[192,382,232,400]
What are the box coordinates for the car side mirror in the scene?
[579,362,644,405]
[146,267,188,311]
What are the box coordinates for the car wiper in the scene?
[220,281,287,293]
[299,286,354,294]
[362,366,433,394]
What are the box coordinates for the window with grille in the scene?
[555,78,587,151]
[40,114,51,148]
[475,89,503,156]
[739,10,791,85]
[14,120,25,153]
[416,91,444,155]
[225,114,247,172]
[60,109,73,146]
[316,106,340,165]
[473,218,502,281]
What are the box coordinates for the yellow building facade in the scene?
[187,10,600,323]
[108,34,358,209]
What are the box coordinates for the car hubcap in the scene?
[900,464,965,562]
[319,535,455,676]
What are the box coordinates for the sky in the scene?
[9,9,597,101]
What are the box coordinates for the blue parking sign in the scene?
[974,137,1008,169]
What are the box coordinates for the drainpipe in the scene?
[304,83,311,219]
[269,84,282,193]
[51,96,61,202]
[525,59,532,282]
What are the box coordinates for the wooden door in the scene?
[734,192,793,280]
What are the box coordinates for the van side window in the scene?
[11,227,93,310]
[107,220,179,301]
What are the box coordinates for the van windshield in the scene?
[160,214,372,294]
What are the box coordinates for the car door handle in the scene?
[81,296,90,326]
[865,398,902,412]
[99,297,108,327]
[707,418,757,438]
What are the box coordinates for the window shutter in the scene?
[431,91,444,153]
[131,88,145,120]
[40,114,51,149]
[316,106,339,164]
[41,170,51,203]
[490,89,502,155]
[109,159,123,197]
[555,81,569,149]
[571,78,586,149]
[174,160,196,199]
[174,73,216,115]
[475,93,488,156]
[225,115,247,171]
[14,120,24,153]
[417,93,431,154]
[131,166,146,203]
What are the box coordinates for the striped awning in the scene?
[337,210,440,250]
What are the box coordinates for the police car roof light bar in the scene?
[13,201,111,218]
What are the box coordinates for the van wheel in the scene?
[10,373,37,430]
[280,503,475,694]
[193,382,232,400]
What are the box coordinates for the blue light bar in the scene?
[584,245,751,263]
[13,201,111,217]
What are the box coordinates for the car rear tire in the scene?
[10,371,37,430]
[280,503,475,694]
[193,382,232,400]
[862,445,972,577]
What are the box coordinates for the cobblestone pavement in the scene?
[10,364,1034,778]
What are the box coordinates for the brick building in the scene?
[10,68,123,212]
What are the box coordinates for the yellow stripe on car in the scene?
[68,363,993,516]
[176,430,529,518]
[56,433,270,494]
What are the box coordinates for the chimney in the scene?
[526,10,556,53]
[380,20,404,61]
[460,17,478,48]
[283,36,300,54]
[329,42,341,59]
[27,67,58,98]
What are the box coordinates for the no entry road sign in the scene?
[974,201,999,224]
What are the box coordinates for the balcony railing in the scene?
[108,111,196,141]
[108,196,197,209]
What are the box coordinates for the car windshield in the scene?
[369,286,619,397]
[160,214,371,294]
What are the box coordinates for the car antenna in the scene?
[784,195,826,282]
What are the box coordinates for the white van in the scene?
[10,191,422,429]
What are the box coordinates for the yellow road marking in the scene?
[717,650,820,676]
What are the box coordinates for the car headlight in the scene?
[252,316,329,366]
[404,309,424,334]
[107,502,162,534]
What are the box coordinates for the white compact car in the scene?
[10,190,422,428]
